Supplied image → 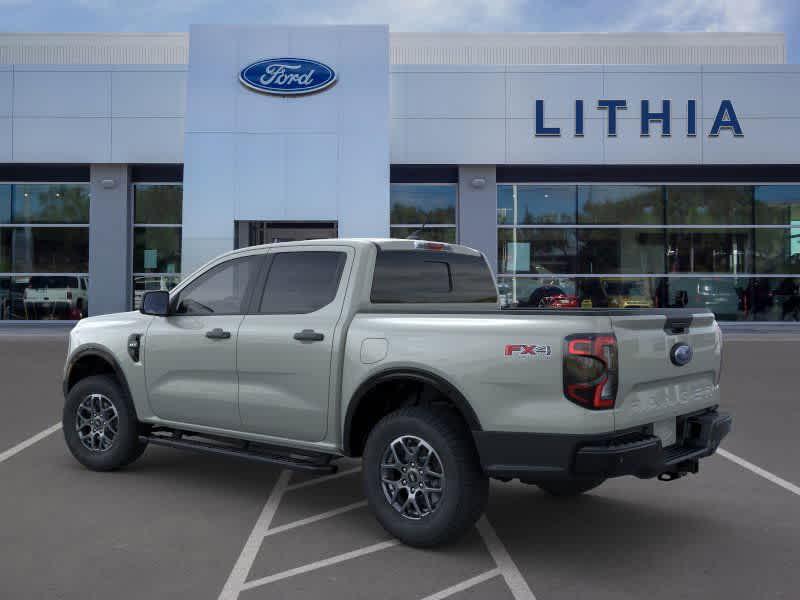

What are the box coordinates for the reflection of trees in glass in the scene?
[389,227,455,243]
[517,187,576,225]
[579,186,662,225]
[578,230,664,274]
[754,185,800,225]
[10,228,89,272]
[497,229,576,274]
[667,230,752,274]
[134,227,181,272]
[13,185,90,224]
[497,186,513,224]
[134,185,183,224]
[390,185,456,225]
[390,204,454,224]
[754,229,800,274]
[667,186,752,225]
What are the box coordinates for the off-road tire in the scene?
[363,406,488,548]
[536,478,605,497]
[63,375,147,471]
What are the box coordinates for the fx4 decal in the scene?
[504,344,553,359]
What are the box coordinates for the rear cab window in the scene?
[371,250,497,303]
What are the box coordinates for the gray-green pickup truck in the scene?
[62,238,731,547]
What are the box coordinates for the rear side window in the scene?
[259,251,347,314]
[371,250,497,303]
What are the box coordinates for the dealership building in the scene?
[0,27,799,321]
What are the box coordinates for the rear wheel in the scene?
[63,375,147,471]
[536,478,605,497]
[363,406,488,548]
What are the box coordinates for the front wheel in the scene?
[63,375,147,471]
[363,406,488,548]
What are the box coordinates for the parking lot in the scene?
[1,329,799,600]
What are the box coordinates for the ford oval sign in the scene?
[239,58,336,96]
[670,343,693,367]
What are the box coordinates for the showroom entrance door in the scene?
[235,221,338,248]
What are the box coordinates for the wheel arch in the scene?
[343,367,482,457]
[63,345,134,404]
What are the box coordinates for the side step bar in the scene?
[139,432,338,474]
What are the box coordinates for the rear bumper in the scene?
[474,409,732,482]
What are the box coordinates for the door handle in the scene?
[293,329,325,342]
[205,328,231,340]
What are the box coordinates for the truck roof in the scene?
[225,237,484,257]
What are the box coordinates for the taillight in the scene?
[563,333,618,410]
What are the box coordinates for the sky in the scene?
[0,0,797,62]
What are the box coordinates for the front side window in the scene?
[258,251,347,315]
[173,255,261,315]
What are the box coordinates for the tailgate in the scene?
[611,310,721,433]
[27,289,67,302]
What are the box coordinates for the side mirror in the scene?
[140,290,171,316]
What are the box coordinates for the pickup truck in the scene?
[62,238,731,547]
[24,275,88,319]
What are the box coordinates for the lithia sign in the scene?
[535,99,743,138]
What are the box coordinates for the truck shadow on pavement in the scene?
[108,445,723,560]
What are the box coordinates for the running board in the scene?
[139,433,338,474]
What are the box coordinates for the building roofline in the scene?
[0,30,786,65]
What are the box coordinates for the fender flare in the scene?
[342,367,482,456]
[63,345,133,403]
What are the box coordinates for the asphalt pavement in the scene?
[0,329,798,599]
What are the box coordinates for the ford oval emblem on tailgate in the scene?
[670,343,693,366]
[239,58,337,96]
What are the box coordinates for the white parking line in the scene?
[718,448,800,497]
[218,469,291,600]
[240,539,400,591]
[0,422,61,464]
[262,500,368,539]
[286,465,362,491]
[477,516,537,600]
[419,569,501,600]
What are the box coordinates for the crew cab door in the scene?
[144,254,264,430]
[236,246,352,442]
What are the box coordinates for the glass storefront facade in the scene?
[390,183,457,243]
[131,184,183,309]
[0,183,90,320]
[1,171,796,324]
[498,184,800,321]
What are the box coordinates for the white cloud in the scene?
[285,0,524,31]
[622,0,780,32]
